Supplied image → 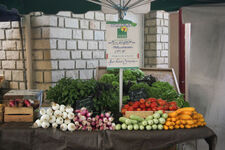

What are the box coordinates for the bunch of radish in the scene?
[9,99,31,107]
[33,102,76,132]
[74,107,115,131]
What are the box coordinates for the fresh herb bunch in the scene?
[46,78,97,106]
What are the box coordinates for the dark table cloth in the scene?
[0,123,217,150]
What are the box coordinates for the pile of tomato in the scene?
[122,98,178,114]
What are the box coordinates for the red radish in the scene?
[9,100,15,107]
[24,99,31,107]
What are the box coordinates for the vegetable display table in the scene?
[0,123,216,150]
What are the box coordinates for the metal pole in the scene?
[119,68,123,112]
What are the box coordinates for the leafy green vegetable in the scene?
[130,83,152,97]
[46,78,96,106]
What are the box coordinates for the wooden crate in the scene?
[4,107,33,122]
[95,67,180,93]
[125,111,172,118]
[0,104,3,123]
[0,75,4,88]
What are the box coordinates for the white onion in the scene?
[40,108,46,115]
[60,105,66,112]
[67,112,75,120]
[35,119,42,127]
[52,123,58,128]
[66,106,73,113]
[32,122,39,128]
[47,108,53,115]
[54,110,62,117]
[40,114,50,122]
[68,123,76,132]
[52,103,60,110]
[56,117,63,125]
[64,119,71,124]
[49,115,56,123]
[62,112,68,119]
[41,121,50,129]
[60,123,68,131]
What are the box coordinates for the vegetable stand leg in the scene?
[119,69,123,112]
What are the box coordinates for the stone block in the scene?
[43,50,51,60]
[161,35,168,42]
[101,22,106,30]
[88,41,98,49]
[19,82,26,90]
[85,12,94,19]
[106,14,118,21]
[2,61,15,69]
[56,11,72,17]
[12,71,24,81]
[144,27,148,34]
[33,51,43,60]
[98,41,106,49]
[145,20,151,27]
[59,60,75,69]
[71,51,81,59]
[0,30,5,39]
[65,18,79,28]
[93,51,105,59]
[87,60,98,68]
[83,30,93,40]
[52,71,65,82]
[90,21,100,30]
[147,35,156,42]
[6,51,19,59]
[12,21,19,28]
[150,43,162,50]
[0,51,6,59]
[163,27,168,34]
[51,50,70,59]
[4,70,12,80]
[36,83,52,90]
[72,14,84,18]
[50,39,57,49]
[82,51,92,59]
[76,60,86,68]
[58,17,64,27]
[31,16,57,27]
[165,58,168,63]
[145,51,156,57]
[78,40,87,49]
[10,82,18,89]
[73,29,82,39]
[0,22,11,28]
[58,40,66,49]
[66,70,79,79]
[16,61,24,69]
[43,27,72,39]
[80,20,89,29]
[6,29,20,39]
[164,12,169,19]
[80,70,93,79]
[51,61,58,69]
[156,11,163,18]
[95,12,105,20]
[161,50,168,57]
[94,31,104,40]
[32,28,41,38]
[156,58,164,64]
[44,71,52,82]
[164,20,169,26]
[99,59,106,67]
[33,39,50,49]
[67,40,77,49]
[156,64,168,68]
[34,61,52,70]
[2,41,16,50]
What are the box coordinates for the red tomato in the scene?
[121,108,127,114]
[147,108,152,111]
[152,107,157,111]
[140,99,145,104]
[128,102,134,106]
[145,101,151,107]
[157,106,164,110]
[127,107,134,111]
[132,104,138,109]
[137,108,141,111]
[142,108,146,111]
[157,99,167,106]
[140,104,145,109]
[150,102,158,108]
[148,98,157,102]
[124,104,129,109]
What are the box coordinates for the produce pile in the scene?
[121,98,178,114]
[115,110,168,130]
[164,107,206,130]
[8,99,31,107]
[33,103,115,131]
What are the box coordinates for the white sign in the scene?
[106,20,140,69]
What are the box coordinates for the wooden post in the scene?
[119,68,123,112]
[24,15,33,89]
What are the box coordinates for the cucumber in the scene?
[119,117,128,123]
[130,115,144,122]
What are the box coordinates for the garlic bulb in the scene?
[40,114,50,122]
[60,123,68,131]
[62,112,68,119]
[41,121,50,129]
[56,117,63,125]
[35,119,42,127]
[47,108,53,115]
[54,110,62,117]
[64,118,71,124]
[52,103,60,110]
[40,108,46,115]
[66,106,73,113]
[68,123,76,132]
[49,115,56,123]
[52,123,58,128]
[60,105,66,112]
[67,112,75,120]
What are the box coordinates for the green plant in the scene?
[130,83,152,97]
[46,78,96,106]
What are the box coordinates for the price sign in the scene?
[106,20,140,69]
